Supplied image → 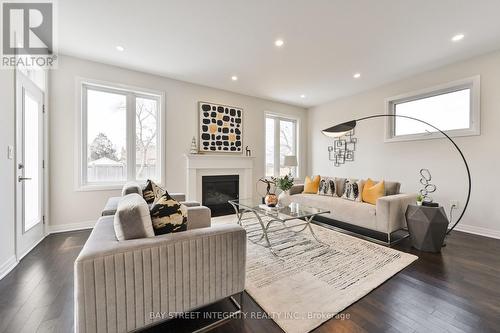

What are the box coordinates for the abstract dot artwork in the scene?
[199,102,243,153]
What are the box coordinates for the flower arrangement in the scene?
[272,174,294,192]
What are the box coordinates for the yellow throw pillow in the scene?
[303,175,321,194]
[362,178,385,205]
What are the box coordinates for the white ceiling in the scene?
[58,0,500,107]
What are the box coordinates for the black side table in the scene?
[405,204,449,252]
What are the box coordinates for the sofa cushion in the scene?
[150,191,188,235]
[142,179,166,204]
[114,193,155,241]
[121,181,143,196]
[336,177,347,197]
[383,181,401,196]
[318,177,337,197]
[341,179,364,202]
[291,194,377,231]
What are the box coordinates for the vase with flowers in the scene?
[273,174,294,207]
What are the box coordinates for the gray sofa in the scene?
[75,184,247,333]
[102,192,198,216]
[290,178,416,242]
[101,184,211,230]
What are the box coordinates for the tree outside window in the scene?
[82,83,162,187]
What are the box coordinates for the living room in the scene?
[0,1,499,332]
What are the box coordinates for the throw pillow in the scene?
[114,193,155,241]
[318,177,337,196]
[303,175,321,194]
[143,179,166,204]
[341,179,364,202]
[362,178,385,205]
[150,191,188,235]
[121,181,143,196]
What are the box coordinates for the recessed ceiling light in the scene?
[116,45,124,52]
[231,75,238,81]
[300,94,306,99]
[451,34,465,42]
[274,39,284,47]
[353,73,361,79]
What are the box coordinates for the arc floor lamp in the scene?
[322,114,471,235]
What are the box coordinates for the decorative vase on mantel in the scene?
[278,190,291,207]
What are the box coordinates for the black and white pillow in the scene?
[341,179,364,202]
[318,177,337,196]
[150,191,188,235]
[142,179,165,204]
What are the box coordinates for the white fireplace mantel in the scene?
[184,154,255,202]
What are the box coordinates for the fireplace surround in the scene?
[184,154,254,208]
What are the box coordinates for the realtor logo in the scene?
[1,1,57,68]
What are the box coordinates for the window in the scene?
[386,76,480,141]
[78,81,164,189]
[265,114,298,177]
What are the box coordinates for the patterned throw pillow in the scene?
[142,179,165,204]
[318,177,337,196]
[341,179,364,202]
[150,191,188,235]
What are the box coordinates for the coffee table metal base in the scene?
[228,202,326,255]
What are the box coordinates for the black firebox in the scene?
[202,175,239,216]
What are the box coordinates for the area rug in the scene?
[213,214,418,333]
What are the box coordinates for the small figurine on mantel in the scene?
[190,136,198,154]
[245,146,251,157]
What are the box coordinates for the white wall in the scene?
[0,69,16,277]
[49,55,307,229]
[308,50,500,238]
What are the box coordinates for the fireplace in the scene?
[202,175,239,216]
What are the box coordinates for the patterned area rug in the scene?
[213,214,418,333]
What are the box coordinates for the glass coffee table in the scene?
[228,198,330,253]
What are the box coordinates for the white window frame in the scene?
[265,113,299,178]
[75,78,166,191]
[385,76,480,142]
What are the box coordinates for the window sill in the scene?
[384,128,480,143]
[75,183,124,192]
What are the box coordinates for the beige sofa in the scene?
[290,178,415,242]
[75,186,247,333]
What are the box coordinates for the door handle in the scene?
[18,176,32,182]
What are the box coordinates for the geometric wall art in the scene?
[328,129,357,167]
[198,102,243,153]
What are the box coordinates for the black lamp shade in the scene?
[321,120,357,137]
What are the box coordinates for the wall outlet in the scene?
[7,145,14,160]
[450,200,459,209]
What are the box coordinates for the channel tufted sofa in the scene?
[74,183,247,333]
[290,178,416,243]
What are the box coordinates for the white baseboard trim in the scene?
[0,255,18,280]
[1,221,96,281]
[48,220,96,234]
[18,236,47,261]
[453,224,500,240]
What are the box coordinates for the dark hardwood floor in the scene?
[1,228,499,333]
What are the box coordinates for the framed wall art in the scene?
[198,102,243,153]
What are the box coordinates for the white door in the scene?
[16,72,45,259]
